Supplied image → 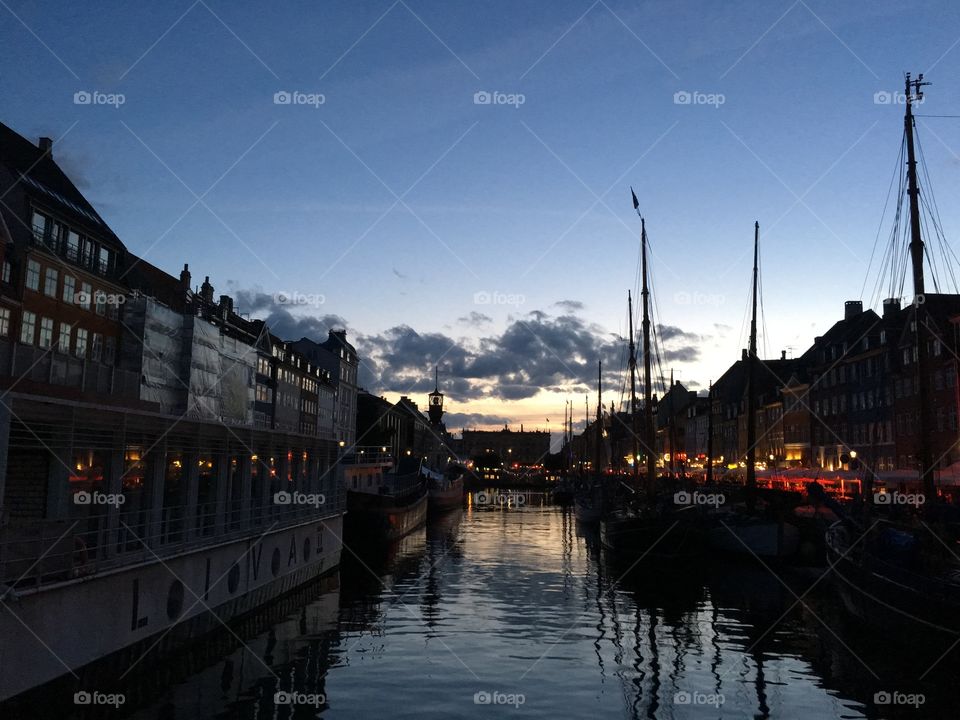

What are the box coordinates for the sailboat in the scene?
[574,362,608,523]
[823,73,960,635]
[706,222,800,560]
[599,191,706,559]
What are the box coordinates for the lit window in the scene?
[20,311,36,344]
[75,328,88,358]
[0,308,9,336]
[58,322,71,352]
[25,260,40,291]
[78,282,91,310]
[91,333,102,362]
[43,267,58,297]
[38,317,53,348]
[62,275,75,303]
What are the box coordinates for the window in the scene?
[78,282,91,310]
[38,317,53,348]
[63,275,75,303]
[31,211,48,242]
[1,261,9,284]
[81,239,94,268]
[43,267,58,297]
[75,328,88,358]
[0,308,9,336]
[94,291,106,316]
[91,333,102,362]
[20,311,36,344]
[66,231,80,261]
[58,322,71,353]
[107,301,119,320]
[25,260,40,291]
[98,247,111,274]
[104,336,115,365]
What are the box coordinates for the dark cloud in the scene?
[232,289,346,341]
[554,299,584,312]
[445,412,512,429]
[457,311,493,327]
[232,287,707,405]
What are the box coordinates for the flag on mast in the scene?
[630,186,640,210]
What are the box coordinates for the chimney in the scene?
[741,348,748,361]
[200,276,214,304]
[844,300,863,320]
[179,263,191,292]
[219,294,233,319]
[38,137,52,157]
[883,297,901,319]
[781,350,786,360]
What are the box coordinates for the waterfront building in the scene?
[461,426,550,466]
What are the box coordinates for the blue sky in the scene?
[4,0,960,434]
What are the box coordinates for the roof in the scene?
[0,122,122,248]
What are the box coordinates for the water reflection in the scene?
[14,501,960,718]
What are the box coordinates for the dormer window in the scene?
[31,211,49,243]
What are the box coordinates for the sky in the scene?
[4,0,960,441]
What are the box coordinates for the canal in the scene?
[24,493,960,718]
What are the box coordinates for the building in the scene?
[461,426,550,466]
[291,330,358,448]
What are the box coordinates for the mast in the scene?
[706,381,714,485]
[595,361,603,476]
[904,72,935,501]
[746,222,759,500]
[641,218,656,494]
[669,368,676,477]
[628,290,640,486]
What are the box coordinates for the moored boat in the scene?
[427,464,465,512]
[345,456,428,543]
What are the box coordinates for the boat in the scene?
[817,73,960,634]
[427,464,465,512]
[599,193,704,560]
[705,221,798,561]
[345,455,428,543]
[574,361,609,524]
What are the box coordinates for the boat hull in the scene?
[600,513,703,559]
[826,522,960,636]
[346,489,428,542]
[428,476,464,513]
[0,515,343,703]
[707,518,800,559]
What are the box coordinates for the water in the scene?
[14,494,960,719]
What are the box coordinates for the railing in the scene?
[0,486,347,592]
[341,446,394,465]
[0,340,139,398]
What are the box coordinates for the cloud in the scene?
[554,299,584,312]
[457,311,493,327]
[445,412,512,428]
[231,287,708,405]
